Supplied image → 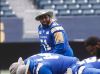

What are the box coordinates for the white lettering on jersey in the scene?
[37,53,59,60]
[43,55,59,59]
[35,58,43,62]
[46,31,49,34]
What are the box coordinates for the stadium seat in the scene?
[52,0,63,5]
[1,6,11,11]
[76,0,88,4]
[64,0,76,4]
[0,0,16,17]
[68,4,80,9]
[95,9,100,14]
[82,9,94,15]
[0,1,9,6]
[43,4,55,9]
[0,11,4,17]
[37,0,51,8]
[39,0,51,5]
[71,9,82,15]
[0,0,6,2]
[58,9,71,16]
[88,0,100,4]
[80,4,92,9]
[4,11,16,17]
[55,4,67,10]
[92,4,100,9]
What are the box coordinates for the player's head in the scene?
[85,36,100,56]
[35,11,53,26]
[9,57,29,74]
[96,42,100,59]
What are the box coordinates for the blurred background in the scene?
[0,0,100,73]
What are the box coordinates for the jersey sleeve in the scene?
[50,25,66,53]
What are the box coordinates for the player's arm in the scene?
[50,26,66,53]
[53,31,65,53]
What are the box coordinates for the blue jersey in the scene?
[82,62,100,74]
[24,53,78,74]
[38,21,73,56]
[70,56,100,74]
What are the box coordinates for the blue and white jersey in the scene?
[77,56,100,65]
[38,21,73,56]
[71,56,100,74]
[24,53,78,74]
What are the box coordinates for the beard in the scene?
[42,24,49,27]
[42,21,50,28]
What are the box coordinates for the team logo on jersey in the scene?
[40,39,43,42]
[46,31,49,34]
[54,32,64,44]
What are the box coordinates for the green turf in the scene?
[0,70,10,74]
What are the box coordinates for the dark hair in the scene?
[85,36,100,46]
[96,48,100,59]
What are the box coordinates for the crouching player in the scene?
[67,49,100,74]
[67,36,100,74]
[9,53,78,74]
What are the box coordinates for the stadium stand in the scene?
[0,0,23,43]
[34,0,100,16]
[0,0,16,17]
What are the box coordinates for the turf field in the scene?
[0,70,10,74]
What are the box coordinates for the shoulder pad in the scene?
[51,26,64,33]
[50,22,59,28]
